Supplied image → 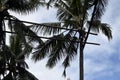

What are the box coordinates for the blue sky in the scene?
[10,0,120,80]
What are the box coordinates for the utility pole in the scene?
[79,28,99,80]
[79,30,84,80]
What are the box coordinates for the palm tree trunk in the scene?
[79,31,84,80]
[0,19,3,45]
[0,9,8,45]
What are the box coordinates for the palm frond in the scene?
[56,2,77,21]
[87,20,101,32]
[55,0,88,29]
[62,56,70,77]
[63,20,80,29]
[46,0,63,8]
[9,35,22,55]
[32,33,65,62]
[5,0,45,14]
[100,23,112,40]
[32,31,78,69]
[0,29,37,80]
[0,45,13,60]
[9,35,32,59]
[87,20,112,40]
[0,45,14,76]
[2,72,14,80]
[94,0,108,19]
[66,37,78,58]
[62,34,78,77]
[46,34,67,68]
[16,59,29,69]
[31,22,62,35]
[8,18,43,44]
[32,41,51,62]
[18,67,38,80]
[8,21,33,56]
[62,69,66,77]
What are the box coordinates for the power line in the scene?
[4,31,100,45]
[3,18,100,46]
[4,18,98,35]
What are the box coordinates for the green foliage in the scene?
[0,0,46,78]
[0,0,113,79]
[30,22,62,36]
[87,20,112,40]
[32,31,78,76]
[5,0,45,14]
[0,35,38,80]
[32,0,112,77]
[0,0,45,45]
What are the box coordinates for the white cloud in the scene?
[84,0,120,80]
[8,0,120,80]
[84,59,107,74]
[26,58,65,80]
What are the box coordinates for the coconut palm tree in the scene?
[0,35,38,80]
[0,2,45,72]
[32,0,112,80]
[0,1,47,79]
[0,0,45,45]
